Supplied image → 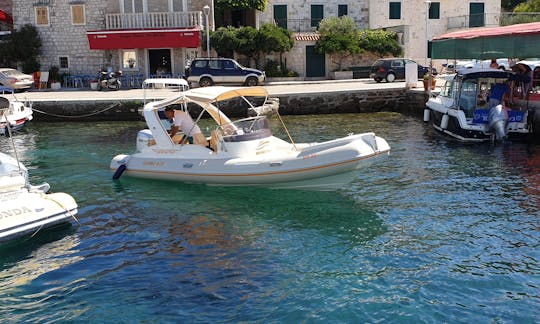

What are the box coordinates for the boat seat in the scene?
[209,130,221,153]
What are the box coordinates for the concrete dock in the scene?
[11,79,430,121]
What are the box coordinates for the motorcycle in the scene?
[98,70,122,90]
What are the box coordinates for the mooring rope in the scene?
[31,102,122,118]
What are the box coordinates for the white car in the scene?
[0,68,34,91]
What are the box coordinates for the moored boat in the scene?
[0,151,78,243]
[0,86,33,136]
[111,86,390,190]
[425,68,536,142]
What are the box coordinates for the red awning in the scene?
[434,22,540,40]
[0,9,13,24]
[86,27,200,50]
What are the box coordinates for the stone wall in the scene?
[260,0,370,78]
[13,0,107,76]
[259,0,369,28]
[30,88,420,122]
[368,0,502,66]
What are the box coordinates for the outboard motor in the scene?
[136,129,155,152]
[488,104,507,141]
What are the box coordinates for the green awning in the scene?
[430,22,540,59]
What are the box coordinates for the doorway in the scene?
[148,49,172,77]
[306,45,325,78]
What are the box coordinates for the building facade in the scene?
[12,0,213,82]
[258,1,370,79]
[259,0,501,77]
[9,0,502,81]
[368,0,502,66]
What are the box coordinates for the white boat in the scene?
[111,86,391,190]
[0,86,33,136]
[0,150,78,243]
[425,68,534,142]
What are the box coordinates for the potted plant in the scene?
[423,72,436,91]
[90,79,99,90]
[49,66,61,90]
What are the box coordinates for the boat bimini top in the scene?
[143,86,270,148]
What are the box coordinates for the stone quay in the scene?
[14,79,429,122]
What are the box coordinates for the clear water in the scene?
[0,113,538,323]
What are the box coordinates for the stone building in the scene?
[11,0,213,83]
[368,0,502,67]
[258,0,370,79]
[8,0,502,81]
[259,0,501,77]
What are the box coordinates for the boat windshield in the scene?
[220,116,272,142]
[440,80,455,97]
[458,79,478,118]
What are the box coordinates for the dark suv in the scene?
[186,58,265,87]
[369,58,435,83]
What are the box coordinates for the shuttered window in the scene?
[338,5,348,17]
[429,2,440,19]
[71,5,85,25]
[274,5,287,29]
[35,6,49,26]
[311,5,323,27]
[389,2,401,20]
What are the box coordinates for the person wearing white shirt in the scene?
[164,107,207,146]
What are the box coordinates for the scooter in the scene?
[98,70,122,90]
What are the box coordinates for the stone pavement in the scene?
[14,79,428,103]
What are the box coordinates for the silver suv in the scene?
[186,58,265,87]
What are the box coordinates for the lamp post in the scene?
[426,0,432,96]
[203,5,210,58]
[425,0,431,66]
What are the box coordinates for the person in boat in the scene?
[164,106,208,146]
[490,59,499,69]
[488,81,510,108]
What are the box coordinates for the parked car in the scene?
[185,58,265,87]
[0,68,34,91]
[369,58,436,83]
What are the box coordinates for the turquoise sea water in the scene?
[0,113,539,322]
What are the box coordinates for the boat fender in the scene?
[112,164,127,180]
[441,114,449,130]
[423,109,430,122]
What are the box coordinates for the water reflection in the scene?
[0,113,538,322]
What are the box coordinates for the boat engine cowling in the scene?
[488,104,507,140]
[136,129,155,152]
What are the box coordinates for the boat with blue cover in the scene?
[425,68,536,142]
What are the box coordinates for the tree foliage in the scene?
[210,26,239,57]
[316,16,402,70]
[502,0,527,11]
[215,0,266,11]
[258,24,293,54]
[210,24,294,68]
[235,26,260,64]
[514,0,540,12]
[0,24,41,73]
[316,16,362,71]
[359,30,402,58]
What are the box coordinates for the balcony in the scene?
[447,12,540,31]
[105,11,203,30]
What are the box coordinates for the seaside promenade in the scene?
[16,78,425,102]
